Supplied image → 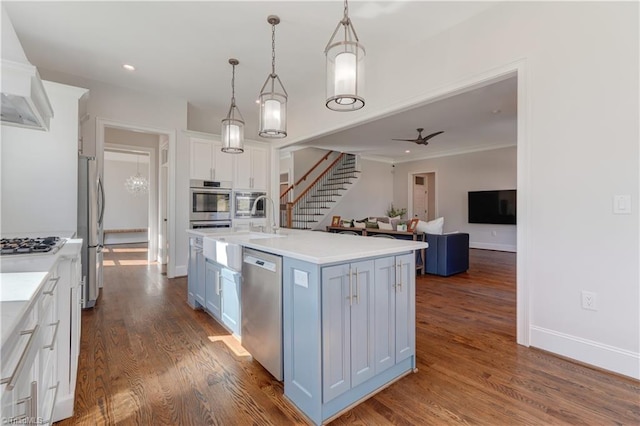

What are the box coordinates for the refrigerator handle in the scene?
[97,177,106,226]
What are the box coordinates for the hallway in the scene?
[57,246,640,425]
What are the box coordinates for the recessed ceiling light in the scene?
[123,64,136,71]
[491,108,501,114]
[405,150,411,153]
[255,99,260,104]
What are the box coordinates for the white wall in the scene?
[291,147,339,199]
[40,70,190,276]
[1,81,87,234]
[288,2,639,378]
[394,146,517,252]
[103,154,149,244]
[315,158,394,229]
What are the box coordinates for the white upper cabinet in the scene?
[234,145,268,190]
[190,137,233,183]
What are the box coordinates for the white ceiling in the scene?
[3,1,515,162]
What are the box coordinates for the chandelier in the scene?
[325,0,365,111]
[125,154,149,196]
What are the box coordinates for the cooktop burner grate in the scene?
[0,236,65,255]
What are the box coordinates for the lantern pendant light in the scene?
[259,15,288,138]
[221,58,245,153]
[325,0,365,111]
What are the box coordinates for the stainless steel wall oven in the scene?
[189,180,232,228]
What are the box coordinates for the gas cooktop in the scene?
[0,236,66,256]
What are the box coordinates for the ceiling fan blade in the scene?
[391,138,419,142]
[421,131,444,142]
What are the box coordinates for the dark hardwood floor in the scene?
[56,245,639,425]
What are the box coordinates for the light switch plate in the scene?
[613,195,632,214]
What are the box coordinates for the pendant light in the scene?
[221,58,245,153]
[325,0,365,111]
[258,15,288,138]
[125,154,149,196]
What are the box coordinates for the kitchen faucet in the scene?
[251,195,278,233]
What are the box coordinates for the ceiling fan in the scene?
[392,128,444,146]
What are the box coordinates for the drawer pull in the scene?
[0,326,39,390]
[44,276,60,295]
[44,321,61,350]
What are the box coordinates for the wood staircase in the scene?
[280,153,359,229]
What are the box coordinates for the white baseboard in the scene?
[175,265,187,277]
[530,325,640,380]
[470,242,517,252]
[53,394,74,422]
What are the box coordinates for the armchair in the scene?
[425,233,469,277]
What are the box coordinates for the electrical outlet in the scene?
[491,230,497,236]
[581,291,597,311]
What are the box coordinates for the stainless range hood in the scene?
[1,6,53,131]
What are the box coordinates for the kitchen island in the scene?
[187,228,427,425]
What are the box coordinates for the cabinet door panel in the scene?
[373,257,395,374]
[250,146,268,190]
[212,141,233,182]
[190,139,213,180]
[204,261,221,320]
[350,260,375,387]
[195,250,205,307]
[321,264,351,403]
[395,254,414,362]
[234,150,252,189]
[220,269,240,336]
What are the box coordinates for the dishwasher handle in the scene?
[243,255,277,272]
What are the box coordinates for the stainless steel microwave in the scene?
[234,191,266,218]
[190,180,231,222]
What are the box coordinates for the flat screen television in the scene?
[468,190,516,225]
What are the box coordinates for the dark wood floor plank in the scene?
[55,245,639,426]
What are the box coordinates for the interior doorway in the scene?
[411,172,436,221]
[159,138,169,265]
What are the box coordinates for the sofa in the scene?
[425,232,470,277]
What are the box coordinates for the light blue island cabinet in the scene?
[188,228,426,424]
[283,252,416,425]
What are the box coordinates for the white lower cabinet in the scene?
[198,259,241,338]
[0,241,82,424]
[204,260,221,320]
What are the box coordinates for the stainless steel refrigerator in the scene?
[78,156,104,308]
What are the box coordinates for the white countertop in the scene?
[202,229,428,265]
[0,238,82,346]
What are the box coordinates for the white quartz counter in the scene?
[202,229,428,265]
[0,239,82,346]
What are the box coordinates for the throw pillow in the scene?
[416,217,444,234]
[365,221,379,229]
[378,222,393,230]
[354,221,366,229]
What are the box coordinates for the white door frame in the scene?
[159,138,169,264]
[399,61,528,346]
[97,118,177,278]
[408,171,437,221]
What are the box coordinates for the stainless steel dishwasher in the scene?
[241,247,283,381]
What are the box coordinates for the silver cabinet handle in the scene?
[44,320,61,350]
[1,326,39,390]
[216,271,222,295]
[44,276,60,295]
[347,268,353,306]
[354,267,359,304]
[396,261,403,292]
